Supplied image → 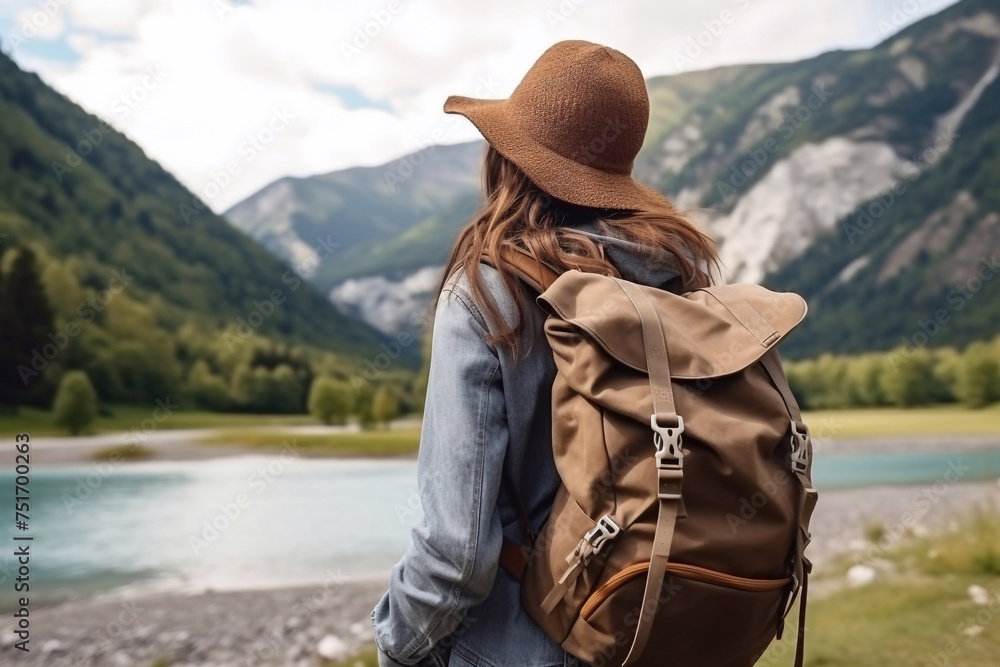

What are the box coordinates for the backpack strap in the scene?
[482,244,561,292]
[481,245,559,582]
[759,350,818,667]
[615,280,684,667]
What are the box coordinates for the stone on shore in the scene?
[318,634,350,660]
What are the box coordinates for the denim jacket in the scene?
[372,225,685,667]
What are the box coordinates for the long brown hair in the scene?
[439,146,718,354]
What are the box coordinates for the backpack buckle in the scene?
[584,514,621,556]
[790,421,811,474]
[651,413,685,468]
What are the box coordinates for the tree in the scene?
[0,247,55,409]
[0,252,18,411]
[881,348,937,407]
[414,332,432,414]
[53,370,98,436]
[932,347,961,404]
[371,386,400,428]
[845,355,886,407]
[268,364,304,414]
[187,360,231,411]
[308,377,354,425]
[956,343,1000,408]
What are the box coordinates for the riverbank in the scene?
[15,429,1000,467]
[4,403,999,445]
[0,406,321,439]
[2,479,998,666]
[17,421,423,466]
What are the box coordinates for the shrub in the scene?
[880,348,937,407]
[308,377,354,425]
[956,342,1000,408]
[371,386,400,427]
[53,370,98,435]
[187,360,231,411]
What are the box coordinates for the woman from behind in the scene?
[372,40,717,667]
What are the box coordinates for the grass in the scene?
[759,508,1000,666]
[89,443,156,461]
[321,647,379,667]
[0,405,317,438]
[803,403,1000,439]
[4,403,1000,441]
[760,576,1000,666]
[899,506,1000,577]
[197,428,421,456]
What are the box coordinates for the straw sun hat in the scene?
[444,40,669,212]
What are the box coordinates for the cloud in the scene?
[14,4,65,39]
[2,0,960,211]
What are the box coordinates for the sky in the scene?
[0,0,960,212]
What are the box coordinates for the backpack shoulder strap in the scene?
[481,245,561,292]
[480,245,558,580]
[759,349,817,667]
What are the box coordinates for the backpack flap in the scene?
[536,272,807,379]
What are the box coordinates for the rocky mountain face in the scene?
[226,0,1000,357]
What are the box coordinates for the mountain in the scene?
[225,140,482,335]
[0,47,384,359]
[225,141,482,283]
[227,0,1000,358]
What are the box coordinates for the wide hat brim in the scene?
[444,95,670,213]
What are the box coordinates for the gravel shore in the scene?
[2,475,999,667]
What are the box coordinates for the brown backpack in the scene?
[490,248,818,667]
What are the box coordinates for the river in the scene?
[1,447,998,607]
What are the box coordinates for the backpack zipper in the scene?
[581,562,791,620]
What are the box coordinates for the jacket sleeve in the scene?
[372,284,508,666]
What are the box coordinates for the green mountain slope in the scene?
[0,47,411,413]
[0,48,381,355]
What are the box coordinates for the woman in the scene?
[372,40,717,667]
